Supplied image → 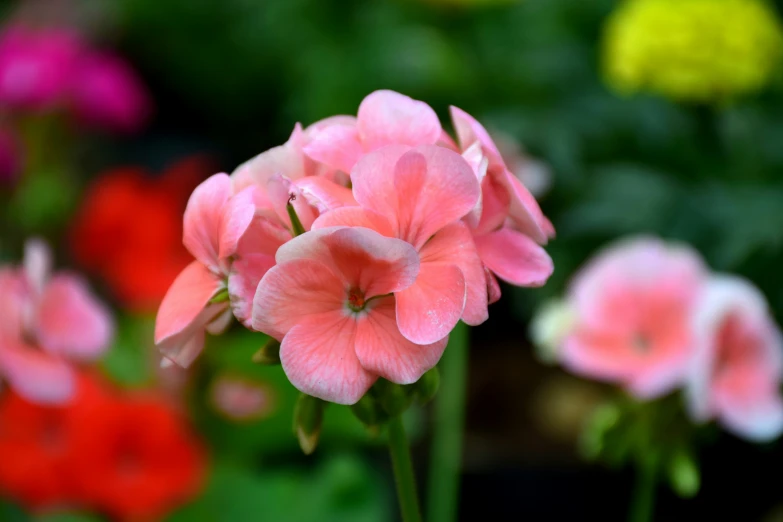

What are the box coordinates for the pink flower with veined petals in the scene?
[0,240,112,404]
[252,226,448,404]
[560,237,707,399]
[312,144,485,344]
[0,25,83,111]
[303,90,443,175]
[449,106,554,293]
[70,50,151,133]
[687,276,783,441]
[155,173,257,366]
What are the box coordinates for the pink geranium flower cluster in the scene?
[549,237,783,442]
[155,90,555,405]
[0,240,113,404]
[0,24,149,133]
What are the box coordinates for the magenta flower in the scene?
[155,174,257,366]
[0,240,112,404]
[313,144,485,344]
[687,276,783,441]
[450,107,555,290]
[70,50,151,133]
[560,238,707,399]
[252,226,448,404]
[0,127,21,184]
[0,25,82,111]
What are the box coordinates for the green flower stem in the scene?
[426,320,468,522]
[388,415,422,522]
[629,456,658,522]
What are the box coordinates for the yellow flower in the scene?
[603,0,783,102]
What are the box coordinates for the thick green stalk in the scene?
[426,321,469,522]
[629,457,657,522]
[388,415,422,522]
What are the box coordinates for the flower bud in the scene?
[413,367,440,405]
[667,449,700,498]
[252,338,281,365]
[374,379,413,418]
[293,393,324,455]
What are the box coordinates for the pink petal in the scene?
[0,268,26,336]
[252,258,345,340]
[183,173,233,272]
[302,123,363,174]
[474,228,553,287]
[323,227,420,298]
[486,268,501,304]
[155,261,224,346]
[449,106,504,166]
[266,173,317,232]
[228,216,291,327]
[461,142,489,229]
[395,263,466,345]
[502,171,553,245]
[474,170,512,236]
[357,90,441,150]
[355,296,447,384]
[392,146,481,249]
[351,144,409,222]
[23,238,51,296]
[280,312,376,404]
[419,222,488,326]
[295,176,357,212]
[0,339,75,404]
[311,207,395,237]
[35,274,113,360]
[231,127,308,191]
[217,186,257,261]
[206,307,233,335]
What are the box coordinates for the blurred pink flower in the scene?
[210,374,276,421]
[450,107,554,291]
[70,50,150,133]
[0,25,82,111]
[0,127,21,184]
[303,90,443,174]
[155,174,256,367]
[313,144,485,344]
[560,237,707,399]
[253,226,448,404]
[0,240,113,404]
[687,276,783,441]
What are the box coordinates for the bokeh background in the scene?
[2,0,783,520]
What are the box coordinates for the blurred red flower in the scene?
[70,156,215,312]
[0,373,206,520]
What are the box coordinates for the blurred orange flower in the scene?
[70,156,215,312]
[0,372,206,520]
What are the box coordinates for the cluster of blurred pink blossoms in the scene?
[540,237,783,442]
[155,90,555,405]
[0,23,150,182]
[0,240,112,404]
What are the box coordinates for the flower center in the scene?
[632,333,650,354]
[347,287,366,312]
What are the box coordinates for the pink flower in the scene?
[252,226,448,404]
[0,127,21,184]
[450,107,554,291]
[155,174,257,366]
[303,90,443,174]
[313,145,485,344]
[560,237,707,399]
[70,50,150,133]
[0,25,83,111]
[687,276,783,441]
[0,240,113,404]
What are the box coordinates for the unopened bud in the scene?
[252,338,281,365]
[414,367,440,405]
[667,449,700,498]
[293,393,324,455]
[375,379,413,417]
